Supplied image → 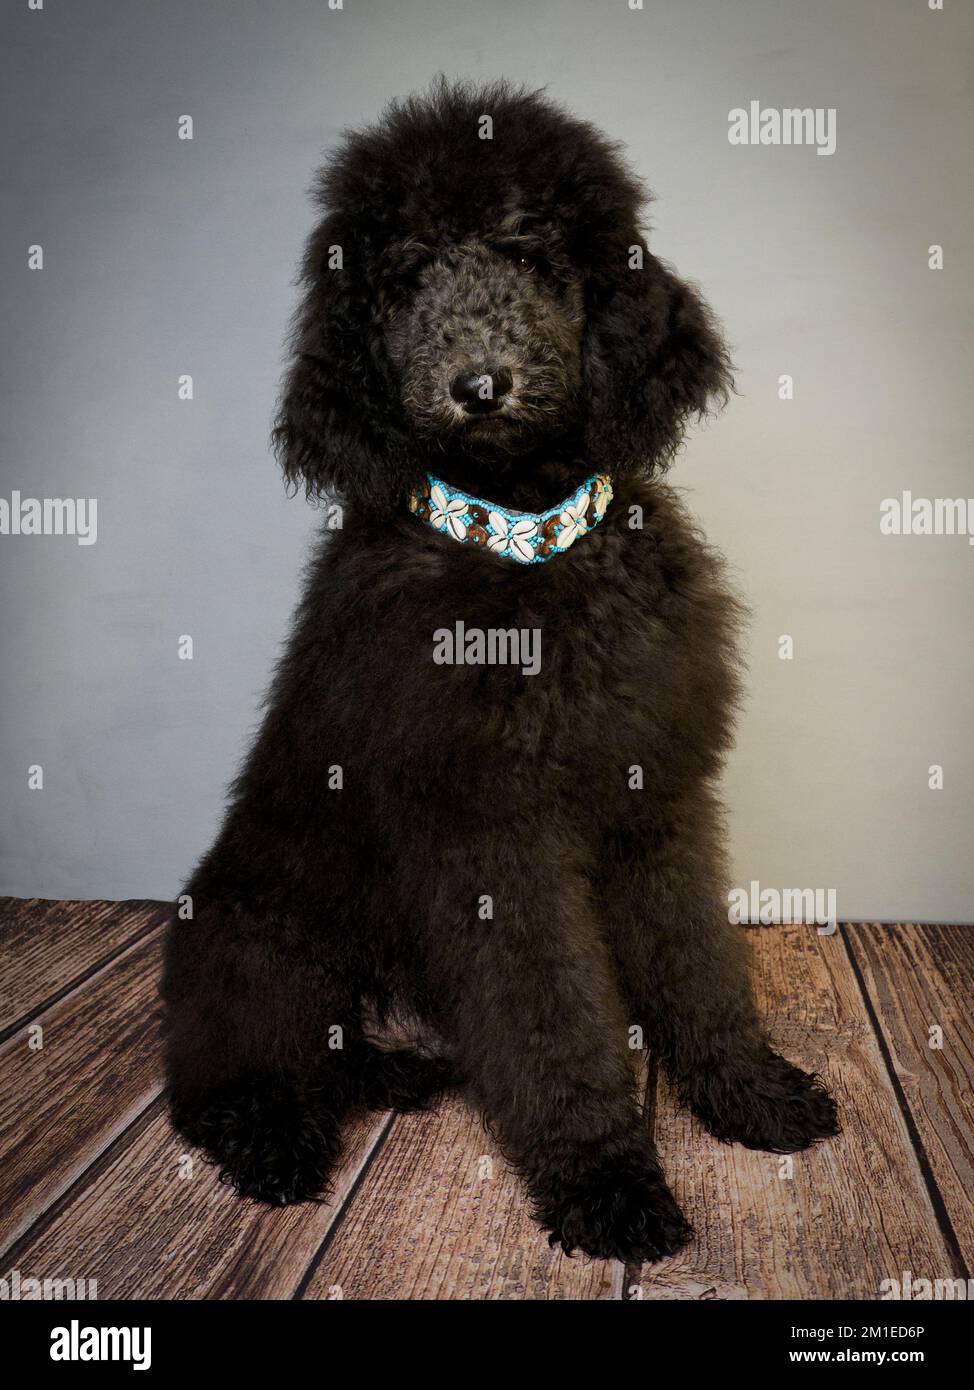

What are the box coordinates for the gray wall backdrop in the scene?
[1,0,972,918]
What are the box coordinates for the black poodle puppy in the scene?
[162,79,838,1262]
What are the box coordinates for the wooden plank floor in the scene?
[0,898,971,1300]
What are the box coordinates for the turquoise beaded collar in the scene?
[407,472,613,565]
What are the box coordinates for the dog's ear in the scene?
[271,212,415,517]
[582,247,733,475]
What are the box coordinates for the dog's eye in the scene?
[499,242,547,274]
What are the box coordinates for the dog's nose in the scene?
[449,367,514,414]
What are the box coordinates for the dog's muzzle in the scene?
[449,367,514,415]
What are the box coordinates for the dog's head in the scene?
[381,226,586,462]
[274,78,732,513]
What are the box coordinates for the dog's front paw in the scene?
[693,1049,840,1153]
[169,1072,343,1207]
[536,1153,692,1264]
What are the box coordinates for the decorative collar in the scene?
[407,472,613,565]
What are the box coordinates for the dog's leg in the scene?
[413,833,691,1263]
[597,807,839,1153]
[163,899,363,1206]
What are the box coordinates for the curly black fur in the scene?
[536,1148,694,1262]
[162,78,838,1263]
[357,1048,457,1115]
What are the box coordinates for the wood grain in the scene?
[633,925,954,1300]
[2,902,969,1301]
[300,1095,624,1300]
[0,930,164,1254]
[846,923,974,1272]
[0,897,168,1038]
[7,1104,391,1299]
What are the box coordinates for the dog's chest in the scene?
[331,513,724,814]
[400,563,673,768]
